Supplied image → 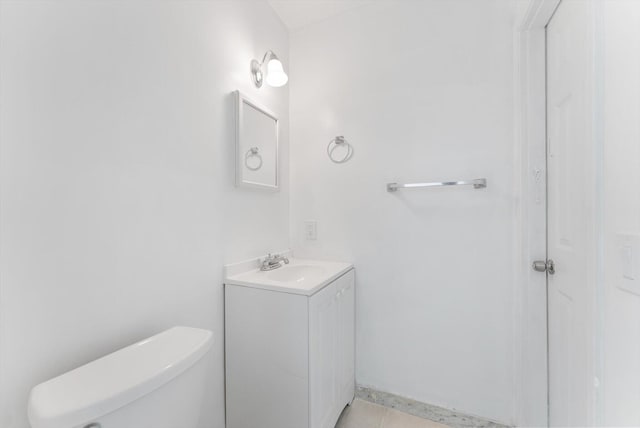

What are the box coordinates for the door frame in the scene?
[516,0,604,426]
[514,1,560,426]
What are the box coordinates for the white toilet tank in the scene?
[27,326,213,428]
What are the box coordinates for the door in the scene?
[546,0,596,425]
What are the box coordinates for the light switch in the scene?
[304,221,317,240]
[622,245,634,280]
[617,234,640,296]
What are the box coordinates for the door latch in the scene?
[532,259,555,275]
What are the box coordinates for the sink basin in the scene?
[266,265,326,283]
[224,257,353,296]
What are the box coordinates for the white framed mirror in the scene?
[235,91,279,191]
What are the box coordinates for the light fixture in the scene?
[251,50,288,88]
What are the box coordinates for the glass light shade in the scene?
[265,58,288,87]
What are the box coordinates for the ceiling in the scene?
[267,0,372,32]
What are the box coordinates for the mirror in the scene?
[235,91,279,190]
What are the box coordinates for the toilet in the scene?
[27,326,213,428]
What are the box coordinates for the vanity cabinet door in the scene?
[336,270,355,407]
[309,270,355,428]
[309,279,339,428]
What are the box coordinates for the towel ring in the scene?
[244,147,263,171]
[327,136,354,164]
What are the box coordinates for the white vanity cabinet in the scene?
[225,264,355,428]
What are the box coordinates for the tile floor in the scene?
[336,399,450,428]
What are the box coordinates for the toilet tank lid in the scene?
[27,326,213,428]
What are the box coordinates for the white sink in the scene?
[224,257,352,296]
[266,265,326,283]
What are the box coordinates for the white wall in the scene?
[602,1,640,425]
[0,1,289,427]
[289,1,519,424]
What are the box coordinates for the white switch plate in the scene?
[616,234,640,296]
[622,245,634,280]
[304,221,317,240]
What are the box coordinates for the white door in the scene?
[546,0,596,425]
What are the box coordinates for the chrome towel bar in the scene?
[386,178,487,192]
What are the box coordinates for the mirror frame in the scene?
[235,90,279,191]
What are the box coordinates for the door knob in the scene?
[532,259,555,275]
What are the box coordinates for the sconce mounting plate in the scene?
[251,59,263,88]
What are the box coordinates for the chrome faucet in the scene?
[260,253,290,271]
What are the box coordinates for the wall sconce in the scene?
[251,50,288,88]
